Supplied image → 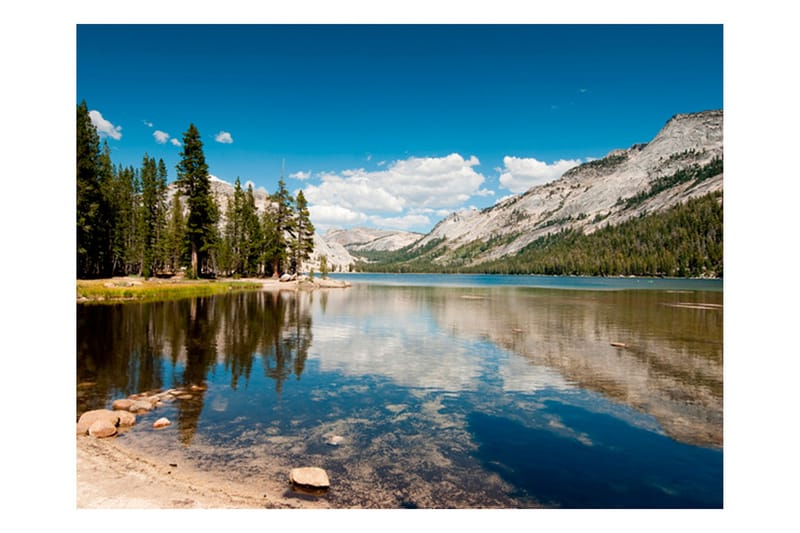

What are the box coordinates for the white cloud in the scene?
[143,120,153,128]
[170,138,181,147]
[498,156,582,193]
[88,110,122,140]
[214,131,233,144]
[308,153,485,209]
[302,153,488,232]
[290,170,311,180]
[304,174,405,214]
[153,130,170,144]
[309,204,368,228]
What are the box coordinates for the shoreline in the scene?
[76,276,351,304]
[76,434,329,509]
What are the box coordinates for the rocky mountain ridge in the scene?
[324,227,423,252]
[411,109,723,266]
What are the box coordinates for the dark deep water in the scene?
[77,275,722,508]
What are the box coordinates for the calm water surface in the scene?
[77,274,723,508]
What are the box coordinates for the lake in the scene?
[76,274,723,508]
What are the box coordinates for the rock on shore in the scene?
[289,467,330,489]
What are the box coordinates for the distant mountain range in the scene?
[406,109,723,268]
[201,109,722,273]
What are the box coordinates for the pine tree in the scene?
[291,190,315,274]
[219,177,245,276]
[76,101,113,278]
[175,124,218,278]
[266,176,295,275]
[154,159,169,272]
[242,183,263,276]
[165,192,186,274]
[260,207,282,277]
[108,163,137,275]
[139,155,169,277]
[139,155,156,277]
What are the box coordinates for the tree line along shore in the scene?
[77,100,317,283]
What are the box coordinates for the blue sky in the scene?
[77,24,722,233]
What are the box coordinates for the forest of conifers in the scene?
[357,191,723,278]
[76,101,314,280]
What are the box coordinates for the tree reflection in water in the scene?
[77,290,313,444]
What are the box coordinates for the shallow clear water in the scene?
[77,275,723,508]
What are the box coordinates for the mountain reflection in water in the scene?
[77,280,722,508]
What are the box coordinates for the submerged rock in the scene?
[289,467,330,489]
[76,409,119,435]
[128,399,155,412]
[88,419,117,438]
[153,417,171,429]
[112,398,134,411]
[327,435,345,446]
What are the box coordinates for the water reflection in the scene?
[76,282,722,507]
[77,291,313,436]
[308,285,722,447]
[78,285,722,449]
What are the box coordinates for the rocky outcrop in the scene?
[324,227,423,252]
[411,109,723,267]
[307,233,356,272]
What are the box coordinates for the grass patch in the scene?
[77,277,263,304]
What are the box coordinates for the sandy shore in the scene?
[76,435,330,509]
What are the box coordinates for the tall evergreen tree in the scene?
[265,176,295,276]
[242,184,263,275]
[164,192,186,274]
[260,206,282,278]
[154,159,169,271]
[291,190,315,273]
[139,155,169,277]
[175,124,218,278]
[76,101,113,278]
[218,193,237,276]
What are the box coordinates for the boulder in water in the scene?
[153,417,171,429]
[88,419,117,438]
[76,409,119,435]
[289,467,330,489]
[116,411,137,427]
[112,398,134,411]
